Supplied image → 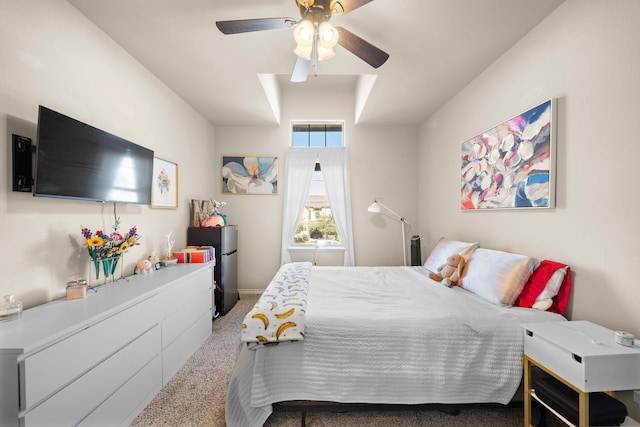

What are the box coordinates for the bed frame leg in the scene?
[301,411,306,427]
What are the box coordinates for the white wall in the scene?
[215,85,418,291]
[0,0,215,308]
[418,0,640,418]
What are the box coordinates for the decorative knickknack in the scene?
[80,218,141,286]
[161,231,177,265]
[0,295,23,322]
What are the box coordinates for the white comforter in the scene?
[226,266,565,427]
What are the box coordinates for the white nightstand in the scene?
[523,320,640,427]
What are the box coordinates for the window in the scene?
[292,122,343,148]
[291,122,343,247]
[294,164,340,245]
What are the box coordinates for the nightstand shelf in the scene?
[530,388,577,427]
[523,321,640,427]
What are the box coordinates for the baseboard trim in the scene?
[239,289,263,296]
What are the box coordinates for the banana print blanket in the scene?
[241,262,311,349]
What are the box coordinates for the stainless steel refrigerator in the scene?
[187,225,238,316]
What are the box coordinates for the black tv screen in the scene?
[34,106,154,204]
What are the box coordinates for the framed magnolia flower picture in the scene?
[222,156,278,194]
[151,157,178,208]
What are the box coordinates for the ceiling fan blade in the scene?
[331,0,374,14]
[335,26,389,68]
[291,56,310,82]
[216,17,296,34]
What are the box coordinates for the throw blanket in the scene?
[241,262,311,349]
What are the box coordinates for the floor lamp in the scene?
[367,199,409,266]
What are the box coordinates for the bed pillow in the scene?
[423,238,479,273]
[532,267,568,311]
[545,267,571,315]
[461,248,538,306]
[515,260,570,314]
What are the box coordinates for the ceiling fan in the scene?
[215,0,389,82]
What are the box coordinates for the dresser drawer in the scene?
[78,355,162,427]
[22,325,161,426]
[20,295,161,410]
[155,268,211,315]
[162,310,212,384]
[162,286,212,349]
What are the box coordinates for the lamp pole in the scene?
[400,217,407,266]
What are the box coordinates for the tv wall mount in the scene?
[12,134,34,192]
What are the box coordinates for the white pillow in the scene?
[461,248,539,306]
[423,238,479,273]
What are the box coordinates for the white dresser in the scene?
[523,320,640,426]
[0,263,213,427]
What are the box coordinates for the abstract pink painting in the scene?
[461,100,555,210]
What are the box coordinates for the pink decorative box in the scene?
[172,251,188,263]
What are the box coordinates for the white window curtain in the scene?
[280,148,317,265]
[316,148,355,266]
[280,147,355,266]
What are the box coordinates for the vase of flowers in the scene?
[81,218,140,285]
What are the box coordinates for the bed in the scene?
[225,239,572,427]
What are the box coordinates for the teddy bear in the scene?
[429,254,465,287]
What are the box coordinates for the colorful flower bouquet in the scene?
[81,218,140,282]
[157,168,170,194]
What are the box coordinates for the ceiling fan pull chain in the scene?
[312,21,319,77]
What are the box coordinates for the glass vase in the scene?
[102,255,121,283]
[90,255,122,286]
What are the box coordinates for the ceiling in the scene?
[68,0,564,127]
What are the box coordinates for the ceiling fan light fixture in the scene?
[293,19,314,60]
[316,45,335,61]
[294,45,312,60]
[294,19,314,45]
[316,21,338,61]
[318,21,339,48]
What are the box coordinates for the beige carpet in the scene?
[131,295,537,427]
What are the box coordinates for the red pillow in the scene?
[515,260,571,314]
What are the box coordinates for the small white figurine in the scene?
[163,232,176,260]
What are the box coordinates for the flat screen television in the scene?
[34,106,154,204]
